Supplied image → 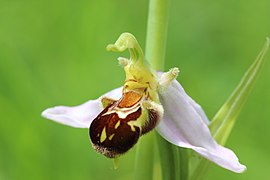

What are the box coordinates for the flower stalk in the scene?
[134,0,172,179]
[145,0,170,70]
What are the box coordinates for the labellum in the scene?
[90,88,161,158]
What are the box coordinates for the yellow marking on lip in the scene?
[108,134,115,140]
[126,109,147,132]
[100,127,107,143]
[128,123,136,132]
[130,125,135,132]
[115,121,120,129]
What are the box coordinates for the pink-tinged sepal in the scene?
[41,87,123,128]
[157,77,246,173]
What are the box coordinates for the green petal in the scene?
[106,32,144,64]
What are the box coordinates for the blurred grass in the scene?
[0,0,269,180]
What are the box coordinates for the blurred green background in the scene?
[0,0,269,179]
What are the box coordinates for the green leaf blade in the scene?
[209,37,269,145]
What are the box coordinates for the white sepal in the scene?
[41,87,122,128]
[156,80,246,173]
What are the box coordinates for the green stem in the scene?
[134,0,170,179]
[145,1,176,179]
[146,0,172,179]
[155,133,178,180]
[145,0,170,70]
[134,132,155,180]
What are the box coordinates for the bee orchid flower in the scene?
[42,33,246,173]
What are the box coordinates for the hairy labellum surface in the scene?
[90,90,160,158]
